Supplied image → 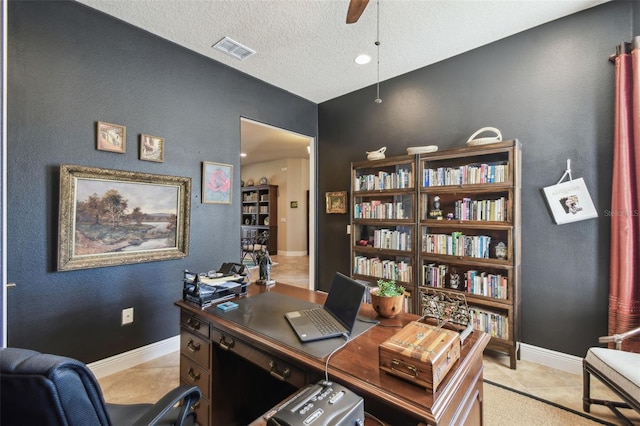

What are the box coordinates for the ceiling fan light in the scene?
[355,54,371,65]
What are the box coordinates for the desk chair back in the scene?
[0,347,201,426]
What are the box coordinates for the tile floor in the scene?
[99,255,638,425]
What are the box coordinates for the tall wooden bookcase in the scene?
[350,140,521,368]
[241,184,278,254]
[350,155,417,313]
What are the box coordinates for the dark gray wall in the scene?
[7,0,317,362]
[634,0,640,35]
[318,0,634,357]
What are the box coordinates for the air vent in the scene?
[212,36,256,60]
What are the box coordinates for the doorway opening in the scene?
[240,118,314,290]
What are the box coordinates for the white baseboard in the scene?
[520,342,583,376]
[87,336,179,379]
[86,336,584,379]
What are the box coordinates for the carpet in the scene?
[484,380,613,425]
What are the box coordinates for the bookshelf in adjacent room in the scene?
[350,155,417,314]
[418,140,521,369]
[241,184,278,254]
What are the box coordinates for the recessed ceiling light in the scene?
[213,36,256,60]
[240,152,247,157]
[355,54,371,65]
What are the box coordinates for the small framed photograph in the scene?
[202,161,233,204]
[326,191,347,214]
[139,134,165,162]
[96,121,126,153]
[542,177,598,225]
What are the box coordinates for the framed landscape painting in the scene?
[57,164,191,271]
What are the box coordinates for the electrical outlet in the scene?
[122,307,134,325]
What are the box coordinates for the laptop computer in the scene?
[285,272,366,342]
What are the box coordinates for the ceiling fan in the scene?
[346,0,370,24]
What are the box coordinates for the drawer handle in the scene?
[187,339,201,353]
[391,358,419,378]
[219,335,235,351]
[269,360,291,381]
[187,317,201,331]
[187,367,201,382]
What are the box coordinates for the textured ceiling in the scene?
[75,0,610,164]
[76,0,609,104]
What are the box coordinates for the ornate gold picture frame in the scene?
[57,164,191,271]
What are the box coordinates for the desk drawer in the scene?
[181,311,210,340]
[211,327,308,388]
[181,330,211,369]
[181,378,210,426]
[180,354,210,401]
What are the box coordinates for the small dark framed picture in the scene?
[139,134,165,162]
[96,121,126,153]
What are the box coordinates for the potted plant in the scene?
[370,279,406,318]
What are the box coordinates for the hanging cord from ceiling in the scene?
[374,0,382,104]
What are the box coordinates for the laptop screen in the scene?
[324,272,366,331]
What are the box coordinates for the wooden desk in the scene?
[176,283,490,426]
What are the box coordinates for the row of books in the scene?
[353,255,413,282]
[354,201,410,220]
[420,264,508,300]
[421,233,492,258]
[469,308,509,340]
[423,162,509,187]
[466,270,508,299]
[242,192,259,202]
[421,263,449,288]
[372,228,412,251]
[242,206,258,214]
[453,197,508,222]
[354,168,413,191]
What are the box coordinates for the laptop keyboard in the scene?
[303,309,343,335]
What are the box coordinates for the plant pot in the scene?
[370,289,404,318]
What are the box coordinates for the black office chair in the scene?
[0,347,201,426]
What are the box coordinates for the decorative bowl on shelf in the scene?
[366,146,386,161]
[407,145,438,155]
[466,127,502,146]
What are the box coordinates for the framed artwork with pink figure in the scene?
[202,161,232,204]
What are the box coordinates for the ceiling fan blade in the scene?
[346,0,370,24]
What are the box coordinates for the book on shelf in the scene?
[453,197,507,221]
[353,255,413,283]
[422,233,492,258]
[422,162,509,187]
[469,307,509,340]
[354,168,414,191]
